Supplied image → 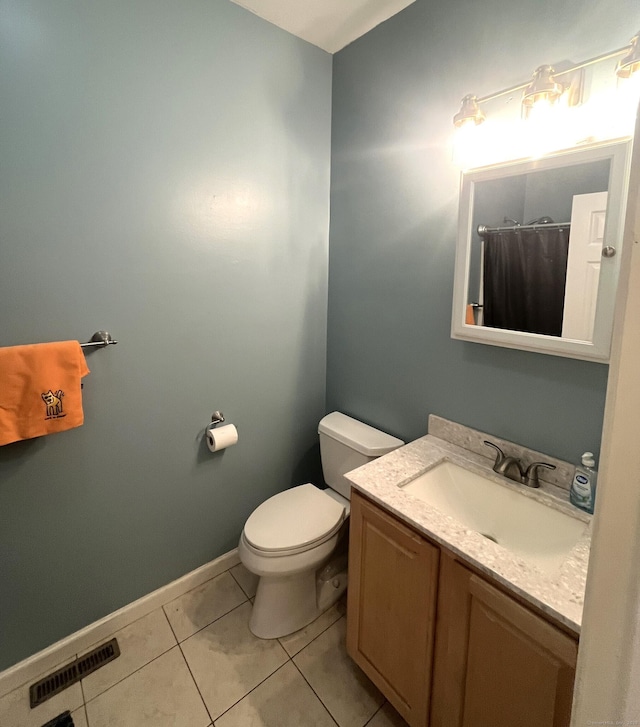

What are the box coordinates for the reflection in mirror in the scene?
[469,159,610,340]
[452,140,631,362]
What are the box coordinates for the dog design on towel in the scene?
[41,389,65,419]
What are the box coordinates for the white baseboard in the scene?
[0,548,240,700]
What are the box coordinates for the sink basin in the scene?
[401,461,588,574]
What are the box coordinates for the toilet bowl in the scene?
[239,412,404,639]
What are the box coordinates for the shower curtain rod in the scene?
[477,221,571,236]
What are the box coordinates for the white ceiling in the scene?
[229,0,416,54]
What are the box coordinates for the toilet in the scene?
[239,411,404,639]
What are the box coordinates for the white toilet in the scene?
[239,411,404,639]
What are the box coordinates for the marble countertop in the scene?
[345,434,591,634]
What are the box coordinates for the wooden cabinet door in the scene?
[431,555,578,727]
[347,492,439,727]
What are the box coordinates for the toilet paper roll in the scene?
[206,423,238,452]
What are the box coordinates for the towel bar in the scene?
[80,331,118,349]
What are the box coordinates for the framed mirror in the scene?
[451,139,632,362]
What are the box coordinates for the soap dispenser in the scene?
[570,452,597,514]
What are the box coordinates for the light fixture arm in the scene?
[470,42,636,108]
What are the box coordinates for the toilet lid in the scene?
[244,484,346,553]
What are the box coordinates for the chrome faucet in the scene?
[483,441,556,488]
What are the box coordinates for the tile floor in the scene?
[1,563,408,727]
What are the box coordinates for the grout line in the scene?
[156,566,248,630]
[176,640,213,725]
[77,607,181,703]
[0,551,241,702]
[79,670,86,705]
[289,660,340,727]
[163,607,214,725]
[209,661,293,724]
[164,570,234,612]
[79,677,91,726]
[174,598,249,645]
[81,599,229,723]
[363,702,385,726]
[169,581,293,723]
[97,589,356,727]
[82,583,242,708]
[77,575,350,726]
[278,604,345,657]
[288,619,346,727]
[161,603,179,644]
[228,565,256,601]
[82,644,179,706]
[14,652,84,723]
[290,614,386,727]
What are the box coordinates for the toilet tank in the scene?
[318,412,404,500]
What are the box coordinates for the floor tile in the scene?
[278,599,345,657]
[214,662,336,727]
[82,609,176,701]
[72,706,89,726]
[229,563,259,599]
[366,702,409,727]
[164,571,247,642]
[293,617,383,727]
[85,646,209,727]
[181,601,288,721]
[0,665,83,727]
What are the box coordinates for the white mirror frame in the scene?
[451,139,632,362]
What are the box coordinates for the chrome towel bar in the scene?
[80,331,118,349]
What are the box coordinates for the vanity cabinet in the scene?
[346,491,440,727]
[347,491,579,727]
[430,552,578,727]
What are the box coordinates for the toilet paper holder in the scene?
[210,411,226,427]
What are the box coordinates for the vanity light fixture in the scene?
[521,65,565,109]
[616,31,640,79]
[452,31,640,130]
[453,94,485,128]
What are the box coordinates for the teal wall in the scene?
[0,1,331,670]
[328,0,639,462]
[1,0,638,675]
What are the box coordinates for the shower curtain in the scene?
[482,227,570,337]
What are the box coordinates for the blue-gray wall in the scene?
[0,0,331,670]
[328,0,639,461]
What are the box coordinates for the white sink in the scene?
[401,461,588,574]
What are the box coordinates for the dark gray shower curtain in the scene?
[482,227,570,337]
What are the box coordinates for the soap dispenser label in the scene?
[571,473,592,505]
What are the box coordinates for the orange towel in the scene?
[465,304,476,325]
[0,341,90,446]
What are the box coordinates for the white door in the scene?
[570,102,640,724]
[561,191,608,340]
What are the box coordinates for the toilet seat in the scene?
[244,484,346,556]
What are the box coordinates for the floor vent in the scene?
[29,638,120,708]
[41,711,74,727]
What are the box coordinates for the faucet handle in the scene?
[484,440,506,470]
[524,461,556,488]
